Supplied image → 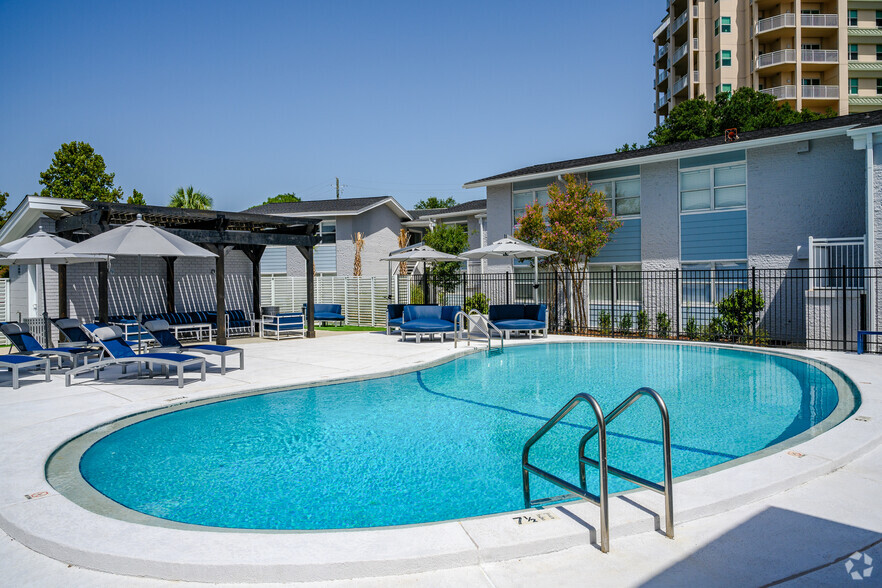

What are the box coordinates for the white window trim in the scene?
[681,261,749,308]
[679,160,748,214]
[589,175,641,219]
[587,263,643,304]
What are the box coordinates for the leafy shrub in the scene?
[618,313,633,334]
[717,288,765,342]
[701,317,725,341]
[685,317,699,340]
[464,293,489,315]
[599,311,612,335]
[409,283,424,304]
[656,312,671,338]
[636,310,650,337]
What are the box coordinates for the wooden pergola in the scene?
[52,201,322,344]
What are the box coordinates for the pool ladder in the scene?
[521,387,674,553]
[454,310,504,355]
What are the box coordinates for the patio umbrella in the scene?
[61,214,216,348]
[382,243,467,303]
[461,235,556,303]
[0,230,109,345]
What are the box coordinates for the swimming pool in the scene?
[61,342,855,531]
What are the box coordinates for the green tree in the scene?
[422,222,469,294]
[514,174,622,329]
[648,88,826,146]
[127,189,146,205]
[39,141,124,202]
[169,186,213,210]
[415,196,457,210]
[262,192,300,205]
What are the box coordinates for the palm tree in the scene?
[169,186,213,210]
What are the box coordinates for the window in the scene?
[319,220,336,243]
[801,9,820,15]
[849,44,858,60]
[877,79,882,95]
[588,264,642,305]
[721,50,731,66]
[849,10,858,26]
[802,78,820,86]
[714,83,732,96]
[715,52,720,69]
[682,262,748,324]
[591,177,640,217]
[877,45,882,60]
[877,10,882,27]
[512,188,549,226]
[720,16,731,33]
[801,43,820,51]
[714,18,719,36]
[680,163,746,211]
[849,78,859,95]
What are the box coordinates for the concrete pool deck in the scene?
[0,332,880,586]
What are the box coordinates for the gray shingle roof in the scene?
[408,199,486,218]
[246,197,394,216]
[465,110,882,186]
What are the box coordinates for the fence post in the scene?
[506,271,511,304]
[610,267,616,338]
[675,268,681,340]
[270,275,276,307]
[751,266,757,346]
[371,277,376,327]
[842,264,847,351]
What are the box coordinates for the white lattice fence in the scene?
[0,279,8,345]
[260,275,390,327]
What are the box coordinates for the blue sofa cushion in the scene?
[489,305,526,321]
[401,305,460,333]
[493,319,545,330]
[400,319,456,333]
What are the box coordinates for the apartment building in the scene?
[653,0,882,123]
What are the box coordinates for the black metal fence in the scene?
[395,266,881,353]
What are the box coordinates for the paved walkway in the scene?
[1,333,880,586]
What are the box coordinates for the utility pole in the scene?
[336,177,340,199]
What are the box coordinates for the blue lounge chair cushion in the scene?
[0,355,47,365]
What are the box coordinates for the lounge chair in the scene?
[65,326,206,388]
[80,322,151,352]
[303,303,345,326]
[0,355,51,389]
[1,322,102,368]
[52,318,96,347]
[488,304,548,339]
[144,320,244,374]
[399,305,460,343]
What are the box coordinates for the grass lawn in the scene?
[315,325,383,332]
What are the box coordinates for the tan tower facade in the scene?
[653,0,882,123]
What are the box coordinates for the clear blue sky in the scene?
[0,0,663,212]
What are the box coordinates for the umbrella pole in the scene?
[533,256,539,304]
[423,261,429,304]
[41,260,51,346]
[137,256,143,357]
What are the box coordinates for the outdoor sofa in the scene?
[399,305,460,343]
[488,304,548,339]
[386,303,436,335]
[107,309,255,339]
[302,303,345,325]
[260,313,305,340]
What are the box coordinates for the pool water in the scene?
[79,342,842,530]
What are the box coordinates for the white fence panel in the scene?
[259,275,390,327]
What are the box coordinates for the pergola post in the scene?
[58,265,68,318]
[241,245,266,319]
[98,261,109,322]
[164,256,176,313]
[214,245,226,345]
[297,244,316,338]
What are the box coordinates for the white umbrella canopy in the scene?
[0,230,110,344]
[382,243,466,304]
[61,215,217,347]
[461,235,557,303]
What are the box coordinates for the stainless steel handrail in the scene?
[577,387,674,540]
[522,393,610,552]
[454,310,504,353]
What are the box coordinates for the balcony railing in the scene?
[801,13,838,28]
[656,93,669,110]
[656,44,668,62]
[672,42,688,63]
[755,13,795,35]
[673,10,688,32]
[802,49,839,63]
[693,70,699,82]
[760,85,797,99]
[802,84,840,98]
[756,49,797,69]
[657,69,669,85]
[673,75,688,94]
